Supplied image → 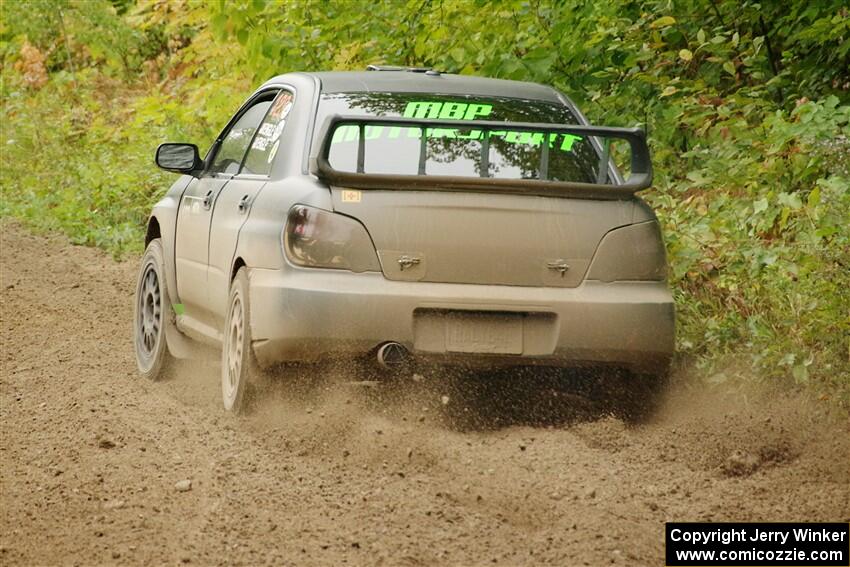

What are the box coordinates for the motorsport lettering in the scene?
[331,100,585,152]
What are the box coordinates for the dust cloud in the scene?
[2,221,848,566]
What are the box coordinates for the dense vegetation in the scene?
[1,0,848,403]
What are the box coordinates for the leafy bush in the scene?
[1,0,247,255]
[0,66,229,255]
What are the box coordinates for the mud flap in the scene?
[165,314,216,360]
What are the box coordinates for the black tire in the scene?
[133,238,173,380]
[221,267,262,413]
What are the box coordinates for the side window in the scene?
[209,97,274,175]
[242,90,295,176]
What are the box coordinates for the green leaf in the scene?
[723,61,736,76]
[806,186,821,208]
[792,364,809,383]
[697,29,706,44]
[650,16,676,29]
[778,192,803,209]
[261,37,277,59]
[779,206,791,228]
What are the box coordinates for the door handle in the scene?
[546,260,570,277]
[237,194,250,214]
[202,190,214,210]
[397,255,421,271]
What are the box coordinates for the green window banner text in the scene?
[331,100,584,153]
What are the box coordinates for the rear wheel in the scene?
[221,268,263,413]
[133,239,172,380]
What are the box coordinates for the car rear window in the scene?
[315,93,600,182]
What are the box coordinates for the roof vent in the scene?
[366,64,434,73]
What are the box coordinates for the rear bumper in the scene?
[249,267,674,373]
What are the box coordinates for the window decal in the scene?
[330,100,584,154]
[242,90,294,175]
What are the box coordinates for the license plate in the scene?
[445,313,523,354]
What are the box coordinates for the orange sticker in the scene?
[341,190,361,203]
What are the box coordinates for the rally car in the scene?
[134,66,674,415]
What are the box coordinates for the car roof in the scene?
[262,70,565,103]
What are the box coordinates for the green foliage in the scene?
[0,0,163,77]
[1,0,848,401]
[654,97,850,390]
[0,69,219,255]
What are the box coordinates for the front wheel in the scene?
[133,239,173,380]
[221,268,263,413]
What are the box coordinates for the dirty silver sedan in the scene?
[133,67,674,414]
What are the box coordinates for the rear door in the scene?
[175,93,275,323]
[208,89,295,321]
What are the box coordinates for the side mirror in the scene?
[155,143,203,175]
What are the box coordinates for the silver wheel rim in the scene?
[224,293,244,402]
[136,263,162,364]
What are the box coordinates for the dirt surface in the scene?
[1,222,848,567]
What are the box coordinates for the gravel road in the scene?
[1,222,848,566]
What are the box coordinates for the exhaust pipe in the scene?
[376,342,409,369]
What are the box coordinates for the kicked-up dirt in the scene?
[1,222,848,566]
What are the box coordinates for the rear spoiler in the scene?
[310,115,652,200]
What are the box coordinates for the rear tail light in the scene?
[586,220,668,282]
[284,205,381,272]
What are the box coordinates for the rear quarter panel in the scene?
[234,176,333,271]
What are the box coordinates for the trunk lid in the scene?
[331,188,636,287]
